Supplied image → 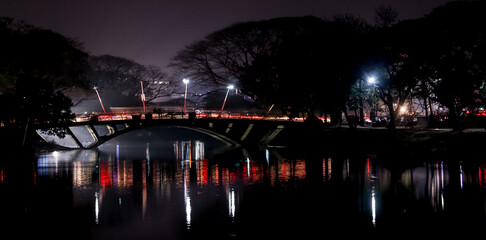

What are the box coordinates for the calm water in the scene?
[1,127,486,239]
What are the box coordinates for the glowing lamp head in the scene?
[400,106,407,114]
[367,77,376,84]
[227,85,234,89]
[182,78,189,84]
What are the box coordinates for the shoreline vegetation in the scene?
[271,125,486,164]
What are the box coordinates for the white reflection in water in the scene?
[323,157,332,181]
[116,144,119,161]
[371,190,376,227]
[342,158,350,181]
[460,161,464,189]
[229,188,236,220]
[246,158,251,178]
[32,142,486,237]
[174,140,205,162]
[184,177,192,229]
[146,143,150,177]
[37,150,97,178]
[368,157,378,227]
[429,161,448,211]
[266,149,270,165]
[440,161,445,210]
[95,192,99,224]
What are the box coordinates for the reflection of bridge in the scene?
[36,114,302,149]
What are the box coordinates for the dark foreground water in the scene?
[1,127,486,239]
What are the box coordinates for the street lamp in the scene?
[220,85,234,116]
[93,87,106,113]
[359,75,377,126]
[367,76,376,85]
[183,78,189,111]
[140,81,146,114]
[366,76,378,123]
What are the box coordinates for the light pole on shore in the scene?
[93,87,106,114]
[220,85,234,116]
[183,78,189,111]
[367,76,378,122]
[140,81,146,114]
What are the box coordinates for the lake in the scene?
[1,126,486,239]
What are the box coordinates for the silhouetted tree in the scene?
[0,17,89,147]
[87,55,174,108]
[171,16,368,122]
[414,1,486,128]
[170,18,286,86]
[172,1,486,130]
[364,6,420,130]
[374,5,398,28]
[239,17,331,117]
[327,14,371,126]
[388,1,486,128]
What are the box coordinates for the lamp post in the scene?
[183,78,189,111]
[93,87,106,113]
[220,85,234,116]
[367,76,376,84]
[358,78,365,126]
[140,81,146,114]
[367,76,377,123]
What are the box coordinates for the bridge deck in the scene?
[35,116,305,149]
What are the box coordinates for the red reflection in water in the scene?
[479,167,482,186]
[0,168,4,183]
[367,158,371,178]
[100,161,111,187]
[200,158,209,186]
[479,165,486,187]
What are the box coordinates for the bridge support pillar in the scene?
[260,125,285,145]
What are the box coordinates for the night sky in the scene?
[0,0,452,72]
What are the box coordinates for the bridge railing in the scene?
[73,110,302,123]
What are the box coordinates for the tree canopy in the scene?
[367,0,486,128]
[0,17,89,127]
[86,55,175,109]
[171,16,369,119]
[172,0,486,129]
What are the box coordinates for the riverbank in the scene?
[271,126,486,163]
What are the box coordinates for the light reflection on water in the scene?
[2,140,486,238]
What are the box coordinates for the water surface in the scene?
[1,127,486,239]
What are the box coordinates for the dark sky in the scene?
[1,0,452,72]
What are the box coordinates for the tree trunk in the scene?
[446,102,460,130]
[428,97,434,117]
[358,79,364,126]
[359,102,365,126]
[343,109,356,129]
[387,101,397,130]
[423,96,429,121]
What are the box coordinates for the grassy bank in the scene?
[271,126,486,164]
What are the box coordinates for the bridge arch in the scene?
[36,119,292,149]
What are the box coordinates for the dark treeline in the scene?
[171,1,486,129]
[82,55,176,110]
[0,17,175,149]
[0,17,89,150]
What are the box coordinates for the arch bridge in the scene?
[36,118,301,149]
